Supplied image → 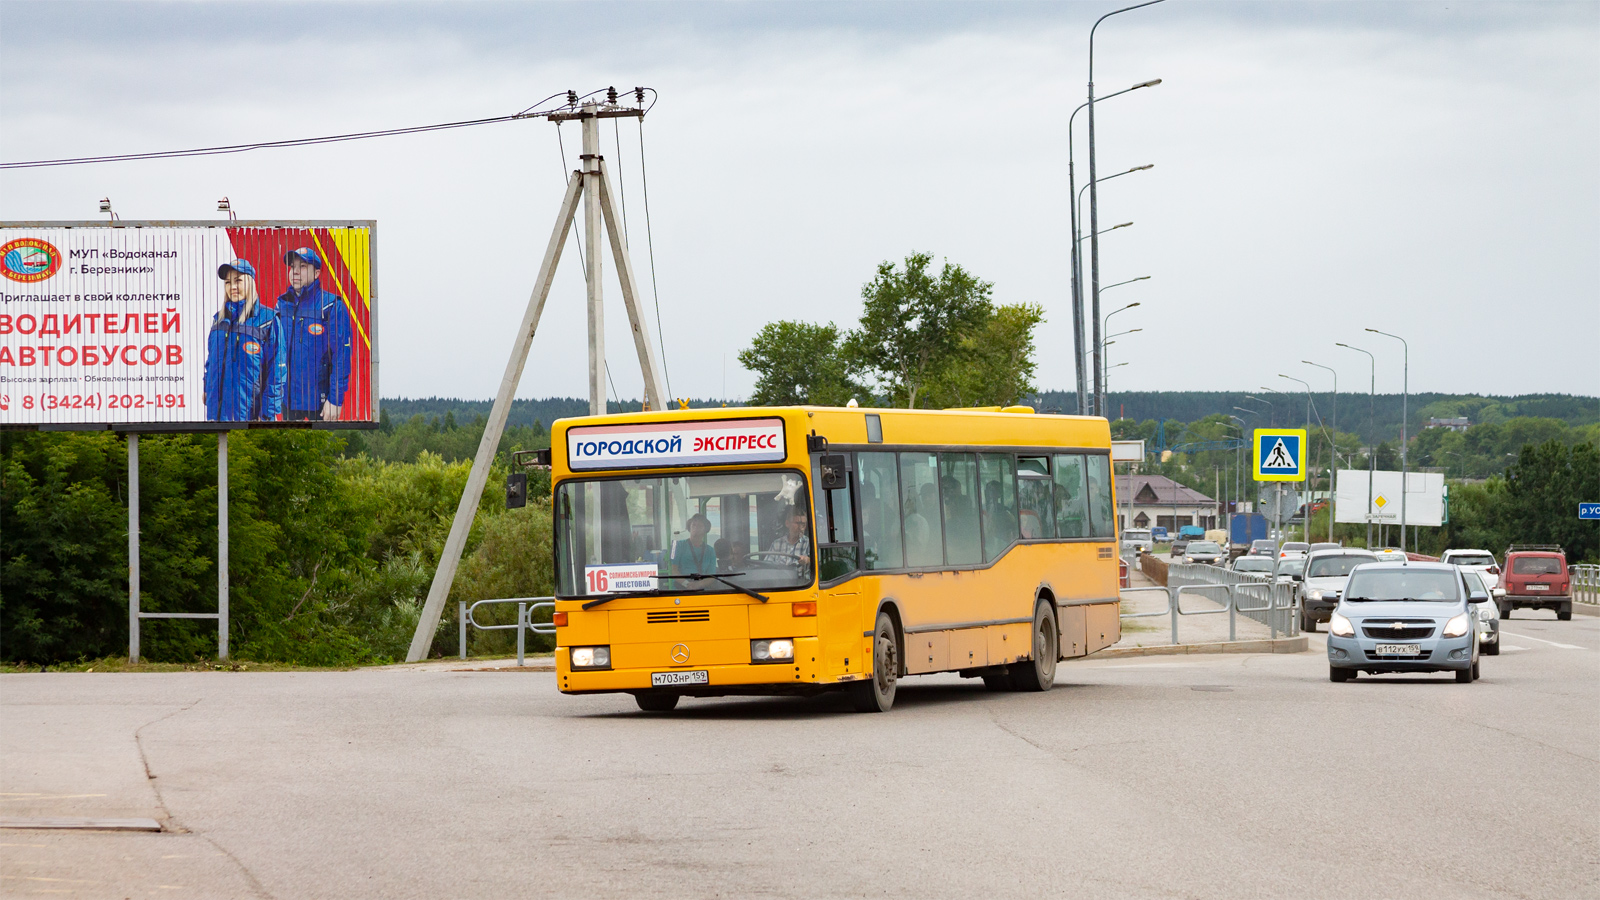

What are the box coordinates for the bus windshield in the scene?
[555,469,814,598]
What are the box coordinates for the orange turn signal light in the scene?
[791,601,817,617]
[553,611,568,627]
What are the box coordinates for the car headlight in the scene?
[570,646,611,669]
[751,639,795,663]
[1306,589,1323,601]
[1443,614,1471,638]
[1329,612,1355,637]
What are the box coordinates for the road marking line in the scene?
[1499,631,1586,650]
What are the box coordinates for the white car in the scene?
[1121,528,1153,554]
[1462,570,1501,655]
[1442,548,1500,590]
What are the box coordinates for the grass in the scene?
[1,652,558,674]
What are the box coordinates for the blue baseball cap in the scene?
[284,247,322,268]
[218,259,257,279]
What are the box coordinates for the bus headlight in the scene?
[1443,614,1471,638]
[570,646,611,669]
[752,639,795,663]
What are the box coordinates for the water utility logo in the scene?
[1,238,63,283]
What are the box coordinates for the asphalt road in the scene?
[4,614,1596,900]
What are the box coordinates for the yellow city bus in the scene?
[550,405,1120,712]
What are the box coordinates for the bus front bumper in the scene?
[558,637,834,696]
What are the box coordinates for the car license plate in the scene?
[1374,643,1421,656]
[651,670,709,687]
[1527,584,1549,591]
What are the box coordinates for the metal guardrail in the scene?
[1152,563,1301,641]
[1574,565,1600,607]
[459,597,555,666]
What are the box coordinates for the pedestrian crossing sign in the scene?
[1253,428,1307,482]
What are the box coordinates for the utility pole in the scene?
[406,93,667,662]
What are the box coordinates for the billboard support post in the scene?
[218,432,229,660]
[405,172,585,663]
[128,434,140,664]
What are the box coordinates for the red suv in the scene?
[1500,545,1572,620]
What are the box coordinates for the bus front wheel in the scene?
[852,610,900,713]
[1010,601,1058,692]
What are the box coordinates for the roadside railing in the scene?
[1574,565,1600,607]
[1163,563,1301,640]
[458,597,555,666]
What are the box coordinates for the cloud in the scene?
[3,1,1595,402]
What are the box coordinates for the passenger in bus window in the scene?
[672,513,718,576]
[768,508,812,569]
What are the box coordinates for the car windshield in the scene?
[554,469,813,598]
[1344,569,1461,602]
[1276,558,1306,577]
[1251,541,1275,552]
[1188,542,1221,553]
[1233,558,1274,572]
[1125,531,1151,540]
[1281,543,1309,553]
[1450,554,1496,567]
[1462,571,1488,596]
[1512,557,1562,575]
[1307,554,1376,578]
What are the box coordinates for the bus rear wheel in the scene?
[852,610,900,713]
[1010,601,1058,692]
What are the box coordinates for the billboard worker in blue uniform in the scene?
[277,247,353,421]
[204,259,287,421]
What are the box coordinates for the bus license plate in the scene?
[1374,643,1421,656]
[652,670,709,687]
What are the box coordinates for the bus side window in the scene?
[1016,456,1054,540]
[1085,454,1115,538]
[812,454,859,582]
[858,452,904,570]
[939,453,982,566]
[1053,454,1089,538]
[978,453,1018,562]
[899,452,945,567]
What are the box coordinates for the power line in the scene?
[0,88,642,170]
[636,117,674,401]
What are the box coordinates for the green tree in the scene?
[920,302,1045,408]
[1499,439,1599,561]
[844,253,994,408]
[738,320,863,406]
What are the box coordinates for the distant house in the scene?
[1425,416,1470,432]
[1114,475,1218,531]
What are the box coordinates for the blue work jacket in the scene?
[276,279,354,412]
[204,301,287,421]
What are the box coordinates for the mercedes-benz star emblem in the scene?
[670,643,690,665]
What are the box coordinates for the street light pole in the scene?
[1367,329,1409,553]
[1068,80,1160,415]
[1303,360,1338,542]
[1088,0,1168,417]
[1102,327,1142,395]
[1336,342,1376,548]
[1280,374,1313,541]
[1100,302,1142,413]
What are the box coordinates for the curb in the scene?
[1102,636,1309,658]
[1575,604,1599,618]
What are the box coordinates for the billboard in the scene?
[1334,470,1446,527]
[0,221,376,428]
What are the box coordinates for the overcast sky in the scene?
[3,1,1596,405]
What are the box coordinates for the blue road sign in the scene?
[1253,429,1307,482]
[1581,503,1600,520]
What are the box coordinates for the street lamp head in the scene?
[1130,164,1154,172]
[1128,328,1144,333]
[1133,79,1162,89]
[1364,328,1380,334]
[1127,301,1142,308]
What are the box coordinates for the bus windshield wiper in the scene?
[657,573,770,602]
[582,588,668,610]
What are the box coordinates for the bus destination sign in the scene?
[566,417,787,470]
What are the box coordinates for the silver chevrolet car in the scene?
[1325,561,1484,683]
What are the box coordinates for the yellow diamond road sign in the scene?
[1374,494,1388,509]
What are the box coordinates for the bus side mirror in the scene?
[820,454,848,490]
[506,472,528,509]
